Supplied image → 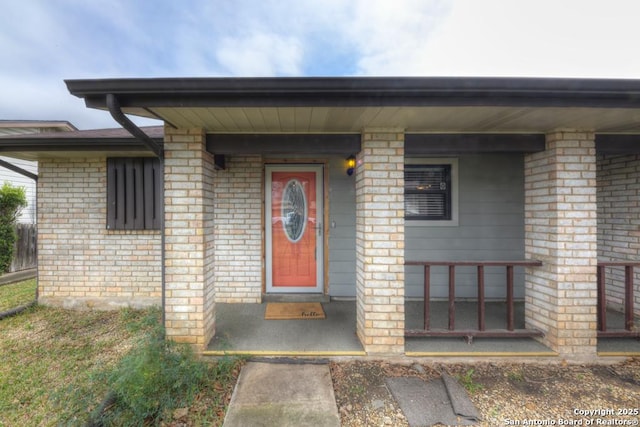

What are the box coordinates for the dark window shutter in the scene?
[107,158,162,230]
[106,159,117,229]
[143,159,162,229]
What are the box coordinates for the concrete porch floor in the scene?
[204,301,640,357]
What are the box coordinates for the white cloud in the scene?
[0,73,116,129]
[413,0,640,78]
[344,0,451,75]
[317,0,640,78]
[216,32,304,76]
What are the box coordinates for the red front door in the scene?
[266,165,323,293]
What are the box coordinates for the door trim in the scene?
[265,164,325,293]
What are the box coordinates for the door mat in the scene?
[265,302,326,320]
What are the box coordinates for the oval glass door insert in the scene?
[281,179,307,243]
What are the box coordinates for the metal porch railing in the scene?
[597,262,640,338]
[404,260,543,339]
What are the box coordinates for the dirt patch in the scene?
[331,361,439,426]
[331,358,640,426]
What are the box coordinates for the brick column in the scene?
[524,131,598,359]
[163,126,216,350]
[355,129,405,355]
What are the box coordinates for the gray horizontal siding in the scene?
[327,157,356,297]
[406,153,525,299]
[326,153,525,299]
[0,156,37,224]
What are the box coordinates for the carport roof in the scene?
[64,76,640,134]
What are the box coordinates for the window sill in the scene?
[405,219,459,227]
[105,228,161,235]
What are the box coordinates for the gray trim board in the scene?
[596,134,640,153]
[405,134,545,154]
[206,134,361,155]
[207,133,545,155]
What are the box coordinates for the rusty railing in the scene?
[404,260,543,339]
[597,262,640,338]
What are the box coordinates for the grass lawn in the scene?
[0,278,36,312]
[0,305,243,426]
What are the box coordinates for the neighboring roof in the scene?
[0,125,163,140]
[0,126,163,160]
[0,120,77,132]
[64,77,640,134]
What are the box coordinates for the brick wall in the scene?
[38,157,162,309]
[597,154,640,315]
[164,127,215,349]
[355,130,405,355]
[524,131,598,358]
[214,155,263,302]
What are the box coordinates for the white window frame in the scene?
[405,157,459,227]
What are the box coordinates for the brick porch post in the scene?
[163,126,216,350]
[524,130,598,359]
[355,129,405,355]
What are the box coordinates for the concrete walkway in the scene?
[223,361,340,427]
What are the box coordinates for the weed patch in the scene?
[0,306,243,426]
[90,309,223,425]
[455,368,484,394]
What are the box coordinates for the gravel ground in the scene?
[330,358,640,427]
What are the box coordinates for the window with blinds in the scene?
[405,164,452,220]
[106,158,162,230]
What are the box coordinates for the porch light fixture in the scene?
[346,155,356,176]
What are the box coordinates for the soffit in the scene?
[141,105,640,133]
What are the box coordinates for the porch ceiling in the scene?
[66,76,640,134]
[146,105,640,134]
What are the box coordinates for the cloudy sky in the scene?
[2,0,640,129]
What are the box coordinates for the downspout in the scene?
[106,94,163,158]
[106,93,166,332]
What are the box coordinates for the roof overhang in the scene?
[64,77,640,134]
[6,77,640,160]
[0,126,163,160]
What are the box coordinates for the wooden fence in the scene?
[9,224,37,272]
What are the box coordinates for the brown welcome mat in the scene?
[264,302,326,320]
